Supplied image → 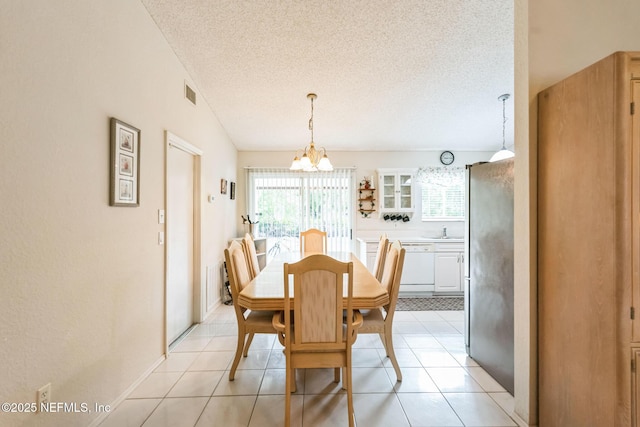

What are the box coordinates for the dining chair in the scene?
[272,254,363,427]
[358,240,405,381]
[223,240,277,381]
[372,233,389,281]
[299,228,327,254]
[242,233,261,279]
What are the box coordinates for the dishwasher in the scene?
[399,242,435,295]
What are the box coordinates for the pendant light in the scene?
[290,93,333,172]
[489,93,514,162]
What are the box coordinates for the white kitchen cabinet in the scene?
[434,251,463,293]
[356,238,379,274]
[359,237,466,296]
[434,241,464,294]
[377,169,414,216]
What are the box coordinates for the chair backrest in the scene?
[283,254,354,352]
[242,233,261,279]
[224,240,253,317]
[299,228,327,254]
[379,240,406,316]
[372,233,389,282]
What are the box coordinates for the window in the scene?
[247,168,354,253]
[418,166,465,220]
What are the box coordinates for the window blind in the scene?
[419,166,465,220]
[247,168,355,253]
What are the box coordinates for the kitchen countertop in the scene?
[357,237,464,244]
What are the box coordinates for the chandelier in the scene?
[489,93,514,162]
[290,93,333,172]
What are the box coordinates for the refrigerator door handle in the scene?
[464,276,471,353]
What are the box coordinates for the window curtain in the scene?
[246,168,355,254]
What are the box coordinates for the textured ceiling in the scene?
[141,0,514,152]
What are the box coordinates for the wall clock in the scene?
[440,151,455,165]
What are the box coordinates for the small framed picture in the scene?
[110,118,140,206]
[230,182,236,200]
[220,179,228,194]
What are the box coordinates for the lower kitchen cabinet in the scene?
[355,238,378,274]
[357,237,465,295]
[434,251,463,293]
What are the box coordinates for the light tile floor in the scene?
[99,305,519,427]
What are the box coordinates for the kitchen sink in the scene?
[418,236,464,242]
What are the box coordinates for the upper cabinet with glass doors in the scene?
[377,169,415,217]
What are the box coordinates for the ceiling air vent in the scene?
[185,83,196,105]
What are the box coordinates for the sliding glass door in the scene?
[247,168,355,254]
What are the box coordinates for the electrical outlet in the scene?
[37,383,51,411]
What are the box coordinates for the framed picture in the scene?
[230,182,236,200]
[220,179,228,194]
[110,118,140,206]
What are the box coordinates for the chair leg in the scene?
[346,364,355,427]
[243,332,255,357]
[334,367,341,383]
[229,329,245,381]
[291,368,297,393]
[384,325,402,382]
[285,360,292,427]
[378,331,388,356]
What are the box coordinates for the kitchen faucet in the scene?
[442,226,447,239]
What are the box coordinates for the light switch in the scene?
[158,231,164,245]
[158,209,165,224]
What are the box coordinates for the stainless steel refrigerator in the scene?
[464,159,514,394]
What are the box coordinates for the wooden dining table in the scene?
[237,251,389,311]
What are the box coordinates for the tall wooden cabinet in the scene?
[537,51,640,426]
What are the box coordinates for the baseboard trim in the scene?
[87,355,166,427]
[512,411,535,427]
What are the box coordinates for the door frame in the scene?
[164,131,203,353]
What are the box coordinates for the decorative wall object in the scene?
[220,179,228,194]
[230,182,236,200]
[110,118,140,207]
[357,176,376,218]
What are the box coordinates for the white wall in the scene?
[237,150,494,241]
[529,0,640,94]
[514,1,535,424]
[0,1,237,426]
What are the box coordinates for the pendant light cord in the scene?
[308,95,314,144]
[502,96,507,150]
